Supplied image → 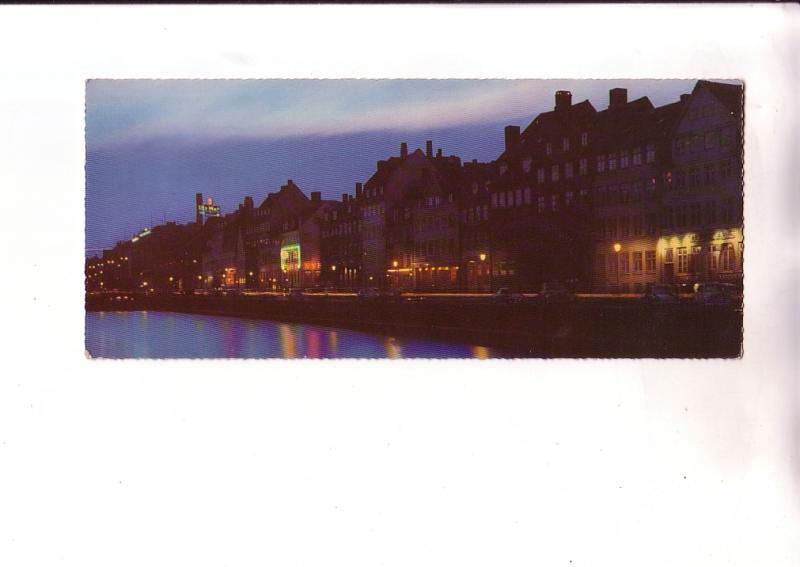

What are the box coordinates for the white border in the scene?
[0,5,798,567]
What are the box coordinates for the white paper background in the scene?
[0,4,798,566]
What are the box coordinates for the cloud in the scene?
[86,79,702,150]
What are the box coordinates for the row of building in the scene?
[87,80,743,294]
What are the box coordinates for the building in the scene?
[658,80,743,288]
[458,159,495,292]
[320,185,363,289]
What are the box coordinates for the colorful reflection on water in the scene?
[86,311,510,359]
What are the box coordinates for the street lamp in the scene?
[613,243,621,292]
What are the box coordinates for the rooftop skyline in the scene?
[86,79,705,251]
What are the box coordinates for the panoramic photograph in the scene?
[85,79,744,358]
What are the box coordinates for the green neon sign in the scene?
[280,244,301,272]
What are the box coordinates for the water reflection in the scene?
[86,311,509,359]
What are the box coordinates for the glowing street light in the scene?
[613,243,622,253]
[479,253,486,262]
[392,260,398,268]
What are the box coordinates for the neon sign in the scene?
[280,244,301,272]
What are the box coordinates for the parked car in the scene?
[286,288,305,302]
[494,287,524,303]
[693,282,736,307]
[642,283,679,306]
[538,282,574,304]
[357,287,381,300]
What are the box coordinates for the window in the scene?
[646,251,656,272]
[538,196,545,213]
[646,143,656,163]
[551,165,560,182]
[633,252,643,272]
[690,168,701,187]
[581,132,588,146]
[515,189,523,206]
[523,158,532,173]
[677,247,688,274]
[709,244,719,273]
[546,142,552,156]
[597,155,606,173]
[620,150,629,169]
[551,194,559,211]
[472,181,479,194]
[524,187,531,205]
[491,192,498,208]
[705,131,719,149]
[483,205,488,220]
[690,245,702,273]
[499,192,506,208]
[608,152,618,171]
[704,164,717,185]
[665,248,674,264]
[676,170,686,190]
[537,168,545,184]
[621,253,630,274]
[720,243,736,272]
[562,137,570,151]
[579,158,588,176]
[632,147,642,166]
[565,191,574,207]
[499,164,508,176]
[507,190,514,207]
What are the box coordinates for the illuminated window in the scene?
[608,153,618,171]
[645,251,656,271]
[565,191,573,207]
[537,168,545,184]
[720,243,736,272]
[551,194,559,211]
[633,252,643,272]
[677,247,688,274]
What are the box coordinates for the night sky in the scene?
[85,79,700,252]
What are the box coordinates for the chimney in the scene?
[504,125,521,152]
[355,182,363,198]
[555,90,572,112]
[244,196,254,209]
[436,148,442,158]
[680,94,690,103]
[342,193,348,203]
[426,140,433,158]
[311,191,321,202]
[400,142,408,158]
[609,88,628,110]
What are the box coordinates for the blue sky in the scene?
[86,79,699,251]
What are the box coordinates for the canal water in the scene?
[86,311,507,359]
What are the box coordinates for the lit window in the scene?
[645,251,656,271]
[677,247,688,274]
[537,168,545,184]
[633,252,643,272]
[608,153,618,171]
[551,165,560,182]
[565,191,573,207]
[551,194,559,211]
[720,243,736,272]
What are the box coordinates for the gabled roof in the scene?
[696,80,743,115]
